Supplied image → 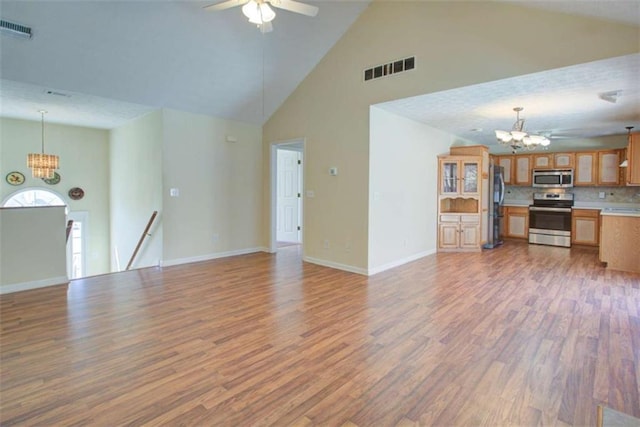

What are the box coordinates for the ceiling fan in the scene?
[203,0,319,33]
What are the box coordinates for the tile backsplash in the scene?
[505,186,640,203]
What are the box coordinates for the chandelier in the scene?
[495,107,550,152]
[242,0,275,25]
[27,110,59,179]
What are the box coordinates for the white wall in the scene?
[368,107,455,274]
[0,117,110,277]
[161,109,263,265]
[110,111,163,271]
[0,206,67,293]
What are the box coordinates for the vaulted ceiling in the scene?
[1,0,639,141]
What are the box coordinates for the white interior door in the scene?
[277,149,301,243]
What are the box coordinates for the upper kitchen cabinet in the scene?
[532,154,553,169]
[533,153,574,170]
[496,155,513,185]
[514,155,532,186]
[575,152,598,186]
[554,153,575,169]
[494,154,529,186]
[597,150,620,186]
[439,157,480,197]
[626,133,640,186]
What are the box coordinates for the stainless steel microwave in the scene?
[532,169,574,188]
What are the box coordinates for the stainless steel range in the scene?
[529,192,574,248]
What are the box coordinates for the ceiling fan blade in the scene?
[269,0,319,17]
[533,131,578,140]
[260,21,273,33]
[203,0,247,11]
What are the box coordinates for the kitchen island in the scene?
[599,207,640,274]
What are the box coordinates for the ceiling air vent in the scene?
[1,19,32,39]
[364,56,415,82]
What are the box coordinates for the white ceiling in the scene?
[0,0,639,139]
[0,0,370,128]
[378,53,640,150]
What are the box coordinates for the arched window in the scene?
[2,188,67,210]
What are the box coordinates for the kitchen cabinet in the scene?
[575,152,597,186]
[554,153,575,169]
[597,150,620,186]
[626,133,640,185]
[600,213,640,273]
[438,214,480,250]
[533,154,553,169]
[505,206,529,239]
[514,155,532,186]
[571,209,599,246]
[496,155,513,185]
[533,153,574,170]
[437,152,485,252]
[439,157,480,196]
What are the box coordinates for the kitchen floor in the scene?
[1,241,638,426]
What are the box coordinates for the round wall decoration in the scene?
[42,172,61,185]
[68,187,85,200]
[6,171,25,186]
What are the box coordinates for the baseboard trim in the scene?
[161,247,269,268]
[302,256,368,276]
[0,276,69,295]
[367,249,436,276]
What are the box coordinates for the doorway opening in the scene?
[270,139,304,253]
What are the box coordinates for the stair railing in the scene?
[126,211,158,271]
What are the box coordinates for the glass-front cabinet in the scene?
[462,160,479,193]
[441,160,458,194]
[439,157,479,196]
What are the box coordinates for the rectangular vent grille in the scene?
[364,56,415,82]
[1,19,32,39]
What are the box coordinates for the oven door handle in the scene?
[529,206,572,212]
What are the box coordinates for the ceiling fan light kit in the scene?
[204,0,318,32]
[242,0,276,24]
[495,107,551,152]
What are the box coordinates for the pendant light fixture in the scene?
[619,126,634,167]
[27,110,59,179]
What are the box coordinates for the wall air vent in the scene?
[364,56,415,82]
[0,19,32,39]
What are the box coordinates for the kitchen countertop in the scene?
[600,207,640,217]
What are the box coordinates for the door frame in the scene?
[67,210,88,279]
[270,138,305,253]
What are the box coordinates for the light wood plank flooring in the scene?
[1,241,639,426]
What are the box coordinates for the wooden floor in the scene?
[1,241,639,426]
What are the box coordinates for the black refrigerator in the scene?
[483,163,505,249]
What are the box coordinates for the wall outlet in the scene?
[598,191,606,199]
[323,239,330,249]
[212,233,220,243]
